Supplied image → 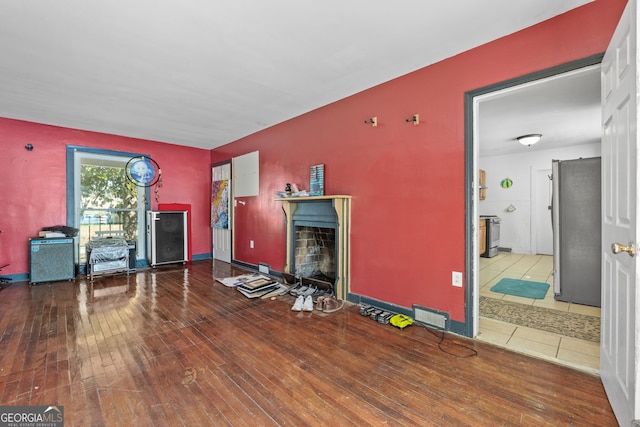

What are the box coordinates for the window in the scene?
[67,147,149,267]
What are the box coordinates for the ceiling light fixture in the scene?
[517,134,542,146]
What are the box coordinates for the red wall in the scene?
[0,119,212,275]
[211,0,626,322]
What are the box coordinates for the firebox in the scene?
[294,226,336,283]
[290,200,338,283]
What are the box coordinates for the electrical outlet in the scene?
[452,271,463,287]
[250,240,254,249]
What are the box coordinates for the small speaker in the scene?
[29,238,75,284]
[147,211,188,267]
[126,240,137,270]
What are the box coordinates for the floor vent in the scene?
[413,305,449,330]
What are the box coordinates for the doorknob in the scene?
[611,242,636,257]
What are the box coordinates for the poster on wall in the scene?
[211,179,229,229]
[310,164,324,196]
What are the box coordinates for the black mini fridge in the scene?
[146,211,188,267]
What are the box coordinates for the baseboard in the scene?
[0,273,29,283]
[231,260,283,279]
[347,292,467,336]
[347,293,413,317]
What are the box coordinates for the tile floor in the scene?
[477,252,601,374]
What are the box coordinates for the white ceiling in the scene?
[478,65,601,157]
[0,0,593,150]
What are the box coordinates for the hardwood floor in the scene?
[0,260,617,426]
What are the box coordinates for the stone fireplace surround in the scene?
[276,195,351,300]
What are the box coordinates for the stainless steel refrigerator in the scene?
[552,157,601,307]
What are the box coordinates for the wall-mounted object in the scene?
[234,151,259,197]
[25,144,33,151]
[405,114,419,125]
[517,134,542,146]
[479,169,487,200]
[506,204,516,212]
[501,178,513,189]
[125,156,161,187]
[364,117,378,127]
[211,180,229,229]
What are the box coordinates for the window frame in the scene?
[66,145,151,270]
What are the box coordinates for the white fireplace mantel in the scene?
[275,195,351,300]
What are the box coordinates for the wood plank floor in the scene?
[0,260,617,426]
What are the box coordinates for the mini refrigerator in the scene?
[146,211,188,267]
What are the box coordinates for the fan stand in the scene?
[0,263,11,285]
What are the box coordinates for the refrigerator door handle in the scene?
[611,241,636,257]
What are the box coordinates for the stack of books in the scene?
[236,275,280,298]
[216,273,284,298]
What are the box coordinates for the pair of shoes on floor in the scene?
[288,283,303,296]
[312,288,333,301]
[315,296,344,313]
[291,295,314,312]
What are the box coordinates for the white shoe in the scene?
[303,295,314,312]
[291,295,304,311]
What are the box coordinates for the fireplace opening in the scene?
[294,226,336,284]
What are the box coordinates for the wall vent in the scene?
[413,305,449,330]
[258,263,270,274]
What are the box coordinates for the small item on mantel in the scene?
[275,183,310,198]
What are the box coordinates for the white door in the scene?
[212,163,232,263]
[535,168,553,255]
[601,0,640,424]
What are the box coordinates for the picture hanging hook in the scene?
[405,114,419,126]
[364,117,378,127]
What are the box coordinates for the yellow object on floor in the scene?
[390,314,413,329]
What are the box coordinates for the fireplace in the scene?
[294,226,336,282]
[277,196,351,300]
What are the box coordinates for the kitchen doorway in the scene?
[465,55,603,372]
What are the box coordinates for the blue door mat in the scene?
[490,278,550,299]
